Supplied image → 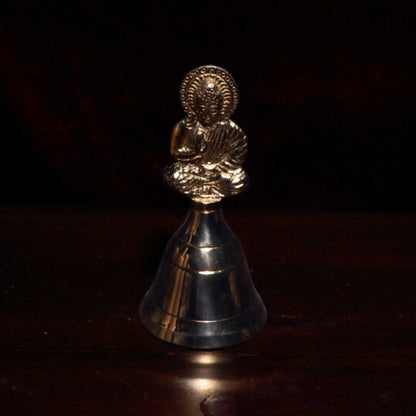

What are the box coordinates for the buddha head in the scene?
[194,77,223,125]
[180,65,239,126]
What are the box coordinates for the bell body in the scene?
[139,203,267,349]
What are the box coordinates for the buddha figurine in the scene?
[163,65,249,203]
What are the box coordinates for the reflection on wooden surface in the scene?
[0,209,415,415]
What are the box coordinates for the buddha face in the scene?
[194,77,223,126]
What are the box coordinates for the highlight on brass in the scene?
[139,66,266,349]
[163,65,249,203]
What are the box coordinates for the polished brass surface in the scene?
[140,203,266,348]
[139,65,266,348]
[163,65,249,204]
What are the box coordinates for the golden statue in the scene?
[163,65,249,203]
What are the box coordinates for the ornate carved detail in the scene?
[164,65,249,203]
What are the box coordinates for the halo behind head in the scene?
[180,65,239,120]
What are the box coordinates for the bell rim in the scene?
[139,294,267,349]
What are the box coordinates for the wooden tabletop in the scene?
[0,207,415,415]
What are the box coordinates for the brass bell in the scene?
[139,65,266,348]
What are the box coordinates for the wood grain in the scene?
[1,2,414,210]
[0,208,415,415]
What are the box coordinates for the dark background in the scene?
[0,1,414,211]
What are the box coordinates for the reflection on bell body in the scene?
[139,65,266,348]
[139,203,266,348]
